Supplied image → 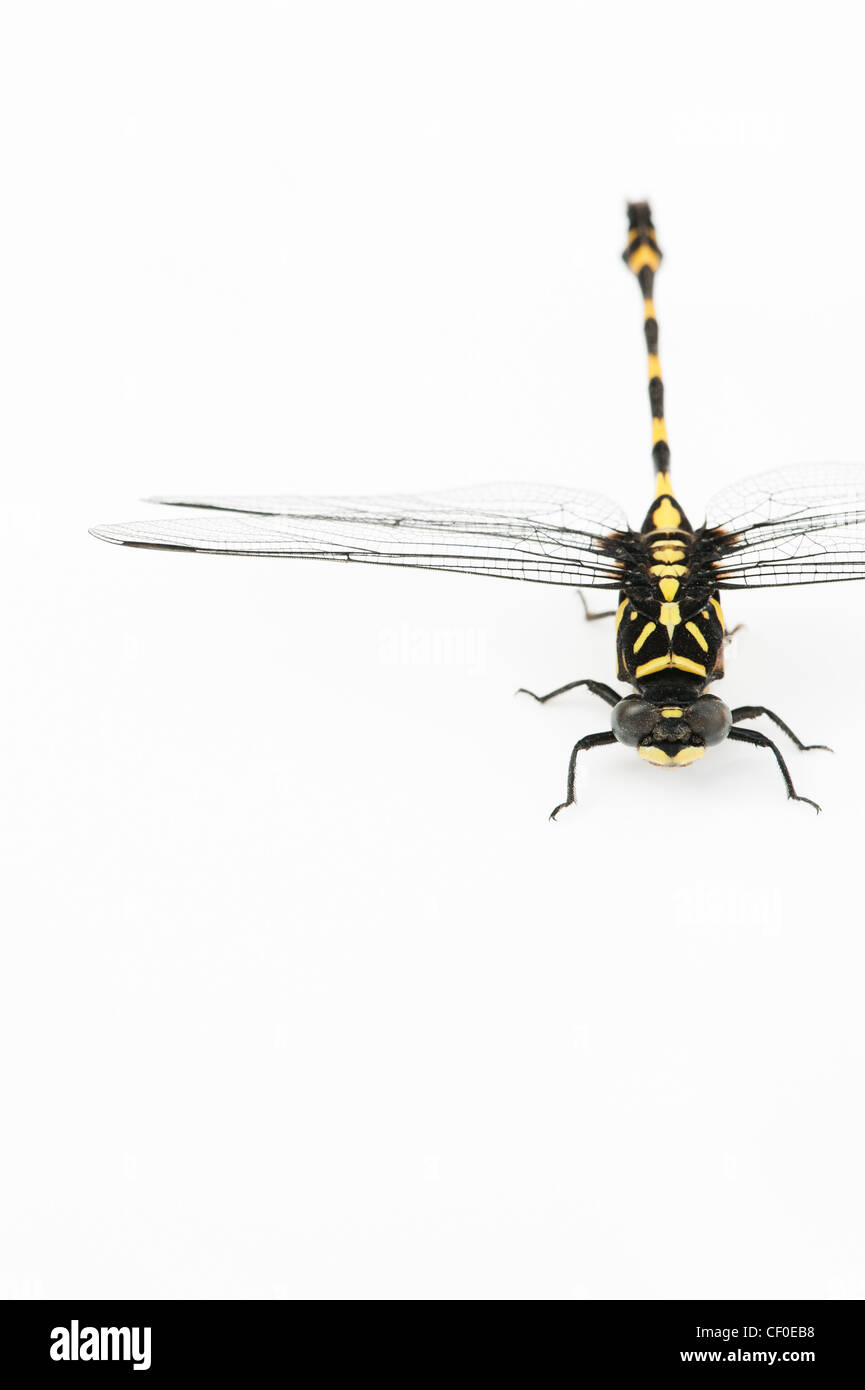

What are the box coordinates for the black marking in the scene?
[626,201,655,230]
[652,440,671,474]
[637,264,656,297]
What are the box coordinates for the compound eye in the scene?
[611,696,657,747]
[686,695,732,746]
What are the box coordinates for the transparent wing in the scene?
[90,482,629,588]
[704,464,865,587]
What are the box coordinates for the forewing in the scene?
[703,464,865,587]
[90,482,629,588]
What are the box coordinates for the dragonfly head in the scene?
[611,693,732,766]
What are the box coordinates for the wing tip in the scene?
[89,525,125,545]
[90,525,190,551]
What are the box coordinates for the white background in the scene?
[2,1,864,1300]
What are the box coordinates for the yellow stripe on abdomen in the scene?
[628,244,662,274]
[649,496,681,530]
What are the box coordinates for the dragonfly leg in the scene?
[727,726,820,812]
[518,678,621,707]
[731,706,832,752]
[724,622,745,643]
[549,730,618,820]
[578,591,618,622]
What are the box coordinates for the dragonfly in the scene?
[91,202,865,817]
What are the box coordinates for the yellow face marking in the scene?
[659,576,680,601]
[648,353,661,379]
[660,601,680,637]
[685,621,709,652]
[638,745,705,767]
[650,496,681,529]
[670,654,706,676]
[615,598,628,630]
[632,621,656,653]
[651,418,669,447]
[654,471,673,497]
[709,596,725,628]
[628,244,661,273]
[650,547,685,563]
[661,707,683,719]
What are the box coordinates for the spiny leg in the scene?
[727,726,820,813]
[731,706,832,753]
[518,677,621,707]
[724,623,745,643]
[550,730,618,821]
[578,591,618,623]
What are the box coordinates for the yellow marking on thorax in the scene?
[709,596,725,628]
[651,418,669,447]
[615,598,628,630]
[630,610,637,620]
[701,608,709,619]
[650,496,681,529]
[671,654,706,676]
[638,745,705,767]
[628,244,661,273]
[661,707,683,719]
[634,655,671,678]
[660,601,680,637]
[654,471,673,497]
[648,353,661,379]
[636,652,706,679]
[685,621,709,652]
[632,621,656,653]
[650,546,685,563]
[658,576,680,601]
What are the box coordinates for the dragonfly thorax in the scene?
[615,496,727,693]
